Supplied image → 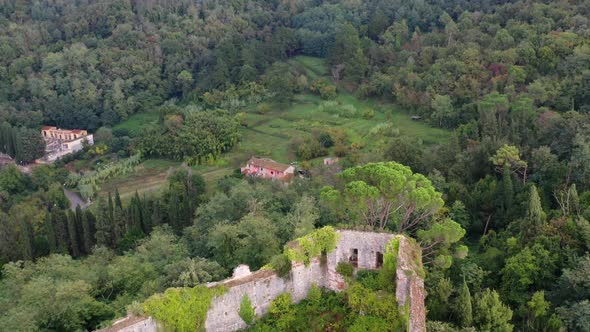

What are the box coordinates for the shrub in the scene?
[310,78,329,93]
[334,144,348,157]
[356,270,381,290]
[269,254,292,278]
[369,123,399,137]
[306,284,322,306]
[349,316,389,332]
[143,285,226,331]
[295,138,326,160]
[112,127,130,137]
[362,108,376,119]
[336,262,354,278]
[239,295,256,325]
[257,103,272,114]
[286,226,340,266]
[378,238,399,292]
[318,132,334,148]
[320,85,337,100]
[317,101,340,114]
[268,293,295,330]
[339,104,358,118]
[346,283,403,329]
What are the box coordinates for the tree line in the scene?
[0,122,44,163]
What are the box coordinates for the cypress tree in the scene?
[95,197,113,247]
[66,210,81,257]
[502,165,514,220]
[0,122,9,154]
[113,205,126,242]
[17,218,35,261]
[114,188,123,210]
[45,212,57,253]
[0,212,18,262]
[141,194,151,233]
[82,210,96,254]
[151,199,163,228]
[74,206,85,253]
[108,192,115,229]
[52,210,70,254]
[167,189,180,231]
[570,184,580,216]
[132,191,144,232]
[455,280,473,327]
[523,185,545,240]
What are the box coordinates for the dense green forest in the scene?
[1,0,590,331]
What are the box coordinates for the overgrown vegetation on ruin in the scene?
[285,226,340,266]
[248,262,410,332]
[142,285,227,331]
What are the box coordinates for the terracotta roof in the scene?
[248,158,291,172]
[41,126,56,130]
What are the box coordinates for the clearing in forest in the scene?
[99,56,449,199]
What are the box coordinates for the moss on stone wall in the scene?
[142,284,227,331]
[286,226,340,266]
[404,236,426,278]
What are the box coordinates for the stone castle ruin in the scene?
[99,230,426,332]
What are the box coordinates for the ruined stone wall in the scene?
[98,230,426,332]
[97,316,159,332]
[396,236,426,332]
[204,258,326,332]
[204,230,426,332]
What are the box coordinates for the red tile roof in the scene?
[247,158,291,172]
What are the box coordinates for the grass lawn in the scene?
[288,56,328,80]
[100,55,450,200]
[113,111,159,137]
[98,158,237,202]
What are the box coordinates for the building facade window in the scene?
[350,248,358,267]
[376,252,383,268]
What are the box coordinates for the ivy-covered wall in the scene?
[142,285,227,331]
[99,230,426,332]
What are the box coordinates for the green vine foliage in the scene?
[286,226,339,266]
[336,262,355,278]
[267,253,292,277]
[379,237,400,293]
[239,294,256,325]
[143,285,226,331]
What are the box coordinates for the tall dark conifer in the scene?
[502,165,514,223]
[95,197,113,247]
[17,218,35,261]
[82,210,96,253]
[45,212,57,253]
[51,209,70,254]
[66,210,81,257]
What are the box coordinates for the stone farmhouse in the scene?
[36,126,94,163]
[98,230,426,332]
[240,157,295,182]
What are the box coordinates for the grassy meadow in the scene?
[98,56,449,199]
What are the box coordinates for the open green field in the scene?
[113,111,159,137]
[99,56,449,199]
[98,158,234,200]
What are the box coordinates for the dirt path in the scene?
[63,188,91,210]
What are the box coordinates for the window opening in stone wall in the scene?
[350,248,358,267]
[376,252,383,268]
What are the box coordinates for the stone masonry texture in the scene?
[98,230,426,332]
